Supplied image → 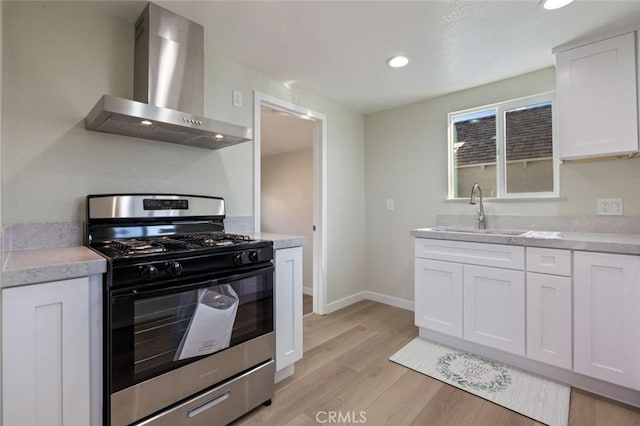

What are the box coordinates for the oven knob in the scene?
[140,264,159,281]
[249,250,259,263]
[166,261,183,277]
[232,253,243,265]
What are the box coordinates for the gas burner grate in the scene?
[109,239,166,255]
[97,234,255,257]
[157,237,202,250]
[183,233,253,247]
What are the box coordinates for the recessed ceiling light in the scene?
[386,55,409,69]
[539,0,574,10]
[214,134,224,140]
[140,120,153,126]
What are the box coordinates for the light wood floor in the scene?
[303,294,313,316]
[234,300,640,425]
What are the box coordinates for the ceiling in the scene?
[105,0,640,115]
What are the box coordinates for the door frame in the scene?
[253,92,327,315]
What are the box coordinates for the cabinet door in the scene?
[2,278,90,426]
[574,251,640,389]
[526,272,572,369]
[463,265,525,355]
[275,247,303,371]
[556,32,638,159]
[414,258,463,337]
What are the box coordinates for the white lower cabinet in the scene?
[414,237,640,397]
[274,246,303,372]
[2,277,91,426]
[463,265,525,355]
[414,258,463,337]
[526,272,572,369]
[414,239,525,355]
[573,251,640,390]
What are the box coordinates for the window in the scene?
[448,92,558,199]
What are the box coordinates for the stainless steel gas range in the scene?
[86,194,274,426]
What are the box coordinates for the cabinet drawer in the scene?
[134,360,274,426]
[415,239,524,270]
[526,247,571,276]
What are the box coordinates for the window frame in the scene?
[447,91,559,200]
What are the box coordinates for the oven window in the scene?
[110,272,273,393]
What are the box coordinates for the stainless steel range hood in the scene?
[85,3,252,149]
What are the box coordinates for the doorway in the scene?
[253,92,327,315]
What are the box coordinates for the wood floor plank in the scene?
[303,294,313,316]
[472,400,537,426]
[282,325,379,384]
[409,383,485,426]
[236,359,359,425]
[357,369,444,425]
[302,355,408,418]
[595,398,640,426]
[585,392,640,426]
[284,412,317,426]
[336,324,414,373]
[303,302,383,350]
[233,300,640,426]
[568,388,596,426]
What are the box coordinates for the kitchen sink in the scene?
[426,226,526,237]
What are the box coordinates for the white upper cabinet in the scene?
[556,32,639,160]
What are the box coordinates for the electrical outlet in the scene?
[597,198,623,216]
[232,90,243,108]
[386,199,394,211]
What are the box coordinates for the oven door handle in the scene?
[216,265,274,284]
[112,279,220,301]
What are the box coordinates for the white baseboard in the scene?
[303,286,313,296]
[324,291,413,314]
[325,291,367,314]
[364,291,414,311]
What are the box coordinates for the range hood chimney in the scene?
[85,3,252,149]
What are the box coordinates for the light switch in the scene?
[232,90,243,108]
[386,199,394,211]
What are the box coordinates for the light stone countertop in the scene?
[2,246,107,288]
[0,233,304,289]
[252,232,307,250]
[412,227,640,255]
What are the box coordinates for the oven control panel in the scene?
[111,244,274,287]
[143,198,189,210]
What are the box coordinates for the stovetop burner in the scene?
[110,239,167,255]
[184,233,252,247]
[87,194,274,288]
[99,233,256,257]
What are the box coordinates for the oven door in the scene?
[108,264,274,425]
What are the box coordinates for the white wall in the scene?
[364,67,640,303]
[2,1,366,304]
[261,148,313,291]
[0,0,5,416]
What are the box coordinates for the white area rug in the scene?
[390,337,570,426]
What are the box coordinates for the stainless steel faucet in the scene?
[469,183,486,229]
